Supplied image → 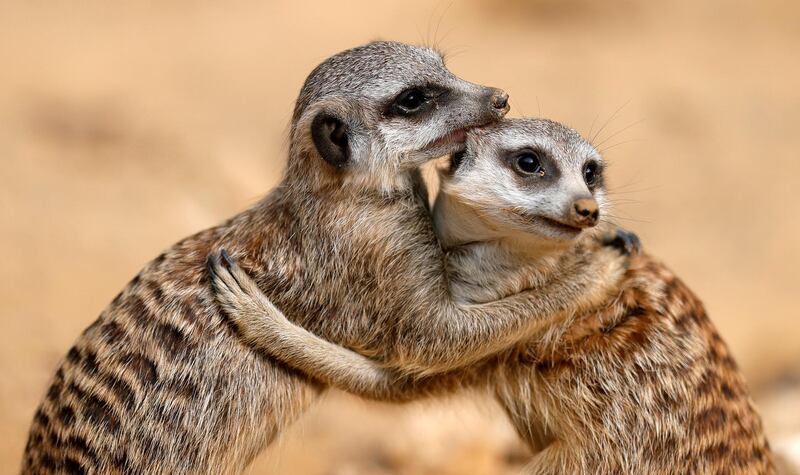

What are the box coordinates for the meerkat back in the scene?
[22,41,519,474]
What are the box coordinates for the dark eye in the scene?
[516,152,545,176]
[583,161,601,187]
[393,88,428,114]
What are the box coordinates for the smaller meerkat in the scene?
[210,118,774,474]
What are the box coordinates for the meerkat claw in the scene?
[218,249,249,290]
[220,249,236,269]
[207,254,219,282]
[603,229,642,256]
[207,251,238,296]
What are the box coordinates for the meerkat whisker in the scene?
[593,119,646,149]
[586,112,601,144]
[598,139,646,155]
[590,99,631,145]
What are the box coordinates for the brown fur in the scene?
[209,118,774,474]
[214,251,774,474]
[21,43,624,474]
[497,253,774,473]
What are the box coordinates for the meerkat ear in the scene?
[311,113,350,168]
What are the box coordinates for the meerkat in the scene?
[209,118,775,474]
[23,42,632,475]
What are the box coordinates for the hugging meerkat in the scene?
[23,43,630,474]
[211,118,774,474]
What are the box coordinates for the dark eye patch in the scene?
[385,85,448,118]
[516,151,545,176]
[507,148,548,177]
[396,89,426,110]
[583,160,604,189]
[501,147,561,184]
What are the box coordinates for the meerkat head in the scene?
[437,118,607,250]
[287,41,509,191]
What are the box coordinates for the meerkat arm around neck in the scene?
[211,253,428,401]
[210,242,629,380]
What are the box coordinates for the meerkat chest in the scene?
[447,242,567,303]
[445,244,550,303]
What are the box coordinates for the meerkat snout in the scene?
[570,197,600,227]
[489,89,510,115]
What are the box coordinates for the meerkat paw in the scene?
[601,228,641,256]
[207,250,278,336]
[208,250,246,309]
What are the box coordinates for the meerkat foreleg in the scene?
[210,251,414,400]
[210,242,628,383]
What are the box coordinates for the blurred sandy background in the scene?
[2,0,799,473]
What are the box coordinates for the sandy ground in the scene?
[1,1,799,473]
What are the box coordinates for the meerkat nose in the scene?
[570,198,600,227]
[491,90,509,110]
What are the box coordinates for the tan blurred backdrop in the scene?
[2,1,799,473]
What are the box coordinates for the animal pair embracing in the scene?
[23,41,772,475]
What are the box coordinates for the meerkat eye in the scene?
[515,152,545,176]
[392,88,428,115]
[583,161,601,187]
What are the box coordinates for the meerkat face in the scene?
[445,118,606,245]
[288,41,509,190]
